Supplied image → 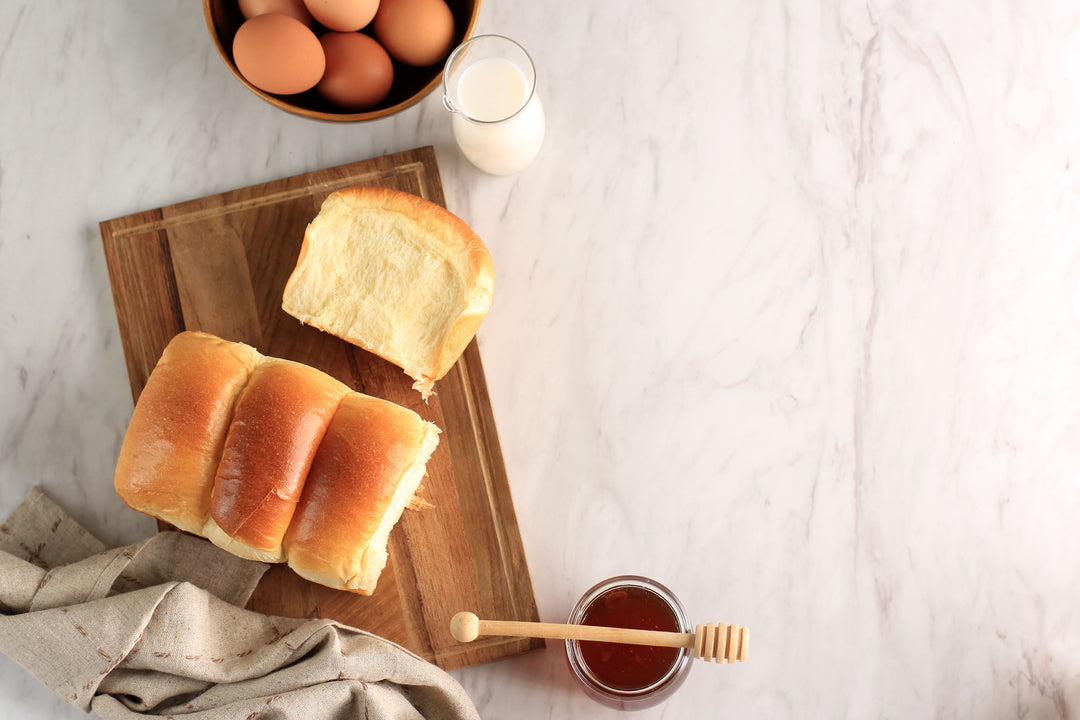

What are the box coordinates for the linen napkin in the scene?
[0,487,480,720]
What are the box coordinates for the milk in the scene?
[449,57,545,175]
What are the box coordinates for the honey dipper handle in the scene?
[451,612,694,648]
[489,618,695,647]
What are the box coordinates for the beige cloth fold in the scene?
[0,487,480,720]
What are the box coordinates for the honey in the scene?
[578,586,681,691]
[565,576,692,710]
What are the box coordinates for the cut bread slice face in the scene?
[282,187,494,397]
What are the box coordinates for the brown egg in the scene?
[303,0,380,32]
[316,32,394,110]
[373,0,455,67]
[232,13,326,95]
[238,0,315,26]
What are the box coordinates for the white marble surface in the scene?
[2,1,1080,718]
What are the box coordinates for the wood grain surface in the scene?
[99,146,543,670]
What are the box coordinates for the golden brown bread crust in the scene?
[205,358,350,562]
[113,331,439,593]
[281,186,494,397]
[283,393,440,594]
[113,331,261,535]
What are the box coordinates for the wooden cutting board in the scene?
[99,146,543,671]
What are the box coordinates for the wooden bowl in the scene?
[204,0,480,122]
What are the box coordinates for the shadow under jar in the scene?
[565,576,693,711]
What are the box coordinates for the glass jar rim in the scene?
[441,34,538,125]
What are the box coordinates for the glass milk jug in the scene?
[442,35,545,175]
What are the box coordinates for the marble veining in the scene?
[2,1,1080,718]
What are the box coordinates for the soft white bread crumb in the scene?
[282,187,494,397]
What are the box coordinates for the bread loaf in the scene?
[114,330,440,594]
[281,186,494,398]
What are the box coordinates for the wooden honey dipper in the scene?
[450,612,749,663]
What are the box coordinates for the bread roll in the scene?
[113,330,440,594]
[113,331,261,535]
[283,393,441,594]
[281,186,495,398]
[203,358,351,563]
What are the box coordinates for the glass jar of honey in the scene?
[565,575,693,710]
